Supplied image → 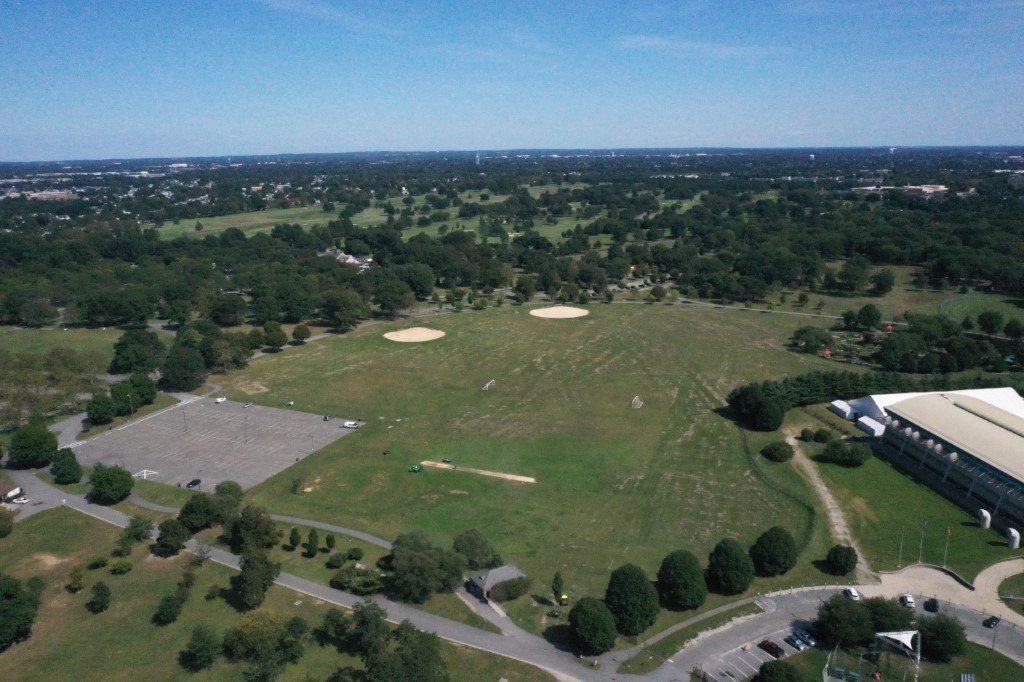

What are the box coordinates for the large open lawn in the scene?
[216,303,839,632]
[0,326,123,364]
[0,508,552,681]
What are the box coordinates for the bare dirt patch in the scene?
[421,460,536,483]
[31,553,66,569]
[529,306,590,319]
[383,327,446,342]
[236,380,270,394]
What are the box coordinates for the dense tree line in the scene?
[727,369,1024,431]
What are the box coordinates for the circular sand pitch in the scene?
[384,327,446,343]
[529,306,590,319]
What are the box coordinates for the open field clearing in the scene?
[0,326,123,363]
[0,509,553,681]
[156,204,331,239]
[219,303,839,630]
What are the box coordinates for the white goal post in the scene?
[483,379,496,391]
[632,395,643,408]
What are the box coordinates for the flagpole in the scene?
[943,527,950,568]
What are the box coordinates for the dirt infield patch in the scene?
[529,306,589,319]
[383,327,446,342]
[421,460,536,483]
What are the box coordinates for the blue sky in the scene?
[2,0,1022,160]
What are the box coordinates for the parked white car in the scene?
[215,397,227,404]
[900,594,915,608]
[342,421,360,429]
[12,497,29,505]
[843,587,861,601]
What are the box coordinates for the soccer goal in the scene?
[133,469,159,480]
[631,395,643,408]
[482,379,496,391]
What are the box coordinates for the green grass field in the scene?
[216,302,841,634]
[0,326,123,363]
[0,508,552,681]
[787,641,1023,682]
[157,204,333,239]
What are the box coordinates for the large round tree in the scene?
[568,597,617,655]
[7,423,58,469]
[707,538,755,595]
[603,563,660,636]
[656,550,707,610]
[749,526,798,577]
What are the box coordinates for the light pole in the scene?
[918,518,928,564]
[126,393,134,415]
[898,528,905,568]
[943,527,951,568]
[243,415,248,444]
[182,405,188,434]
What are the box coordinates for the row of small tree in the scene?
[568,528,802,654]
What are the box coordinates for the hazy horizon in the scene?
[3,0,1023,162]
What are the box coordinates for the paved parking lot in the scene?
[700,623,809,681]
[72,397,360,490]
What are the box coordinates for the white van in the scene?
[215,397,226,404]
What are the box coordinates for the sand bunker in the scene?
[529,306,590,319]
[383,327,446,342]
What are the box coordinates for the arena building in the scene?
[831,388,1024,533]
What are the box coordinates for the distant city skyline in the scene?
[2,0,1022,162]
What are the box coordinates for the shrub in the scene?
[918,614,966,663]
[604,564,660,636]
[657,550,707,611]
[109,560,133,576]
[122,515,155,543]
[50,448,83,484]
[346,547,364,561]
[826,545,858,576]
[760,441,794,463]
[749,527,798,577]
[87,556,108,570]
[153,594,184,625]
[326,553,346,569]
[87,581,111,614]
[707,538,754,595]
[67,566,85,593]
[88,464,134,505]
[820,440,871,467]
[568,597,617,655]
[813,428,833,443]
[800,428,815,441]
[179,624,220,671]
[156,519,191,555]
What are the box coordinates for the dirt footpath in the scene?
[786,432,877,583]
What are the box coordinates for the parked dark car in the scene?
[186,479,201,489]
[758,640,785,658]
[795,629,817,647]
[923,598,939,613]
[983,615,1000,628]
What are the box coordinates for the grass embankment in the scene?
[617,602,763,675]
[221,303,838,636]
[815,452,1022,581]
[0,508,552,681]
